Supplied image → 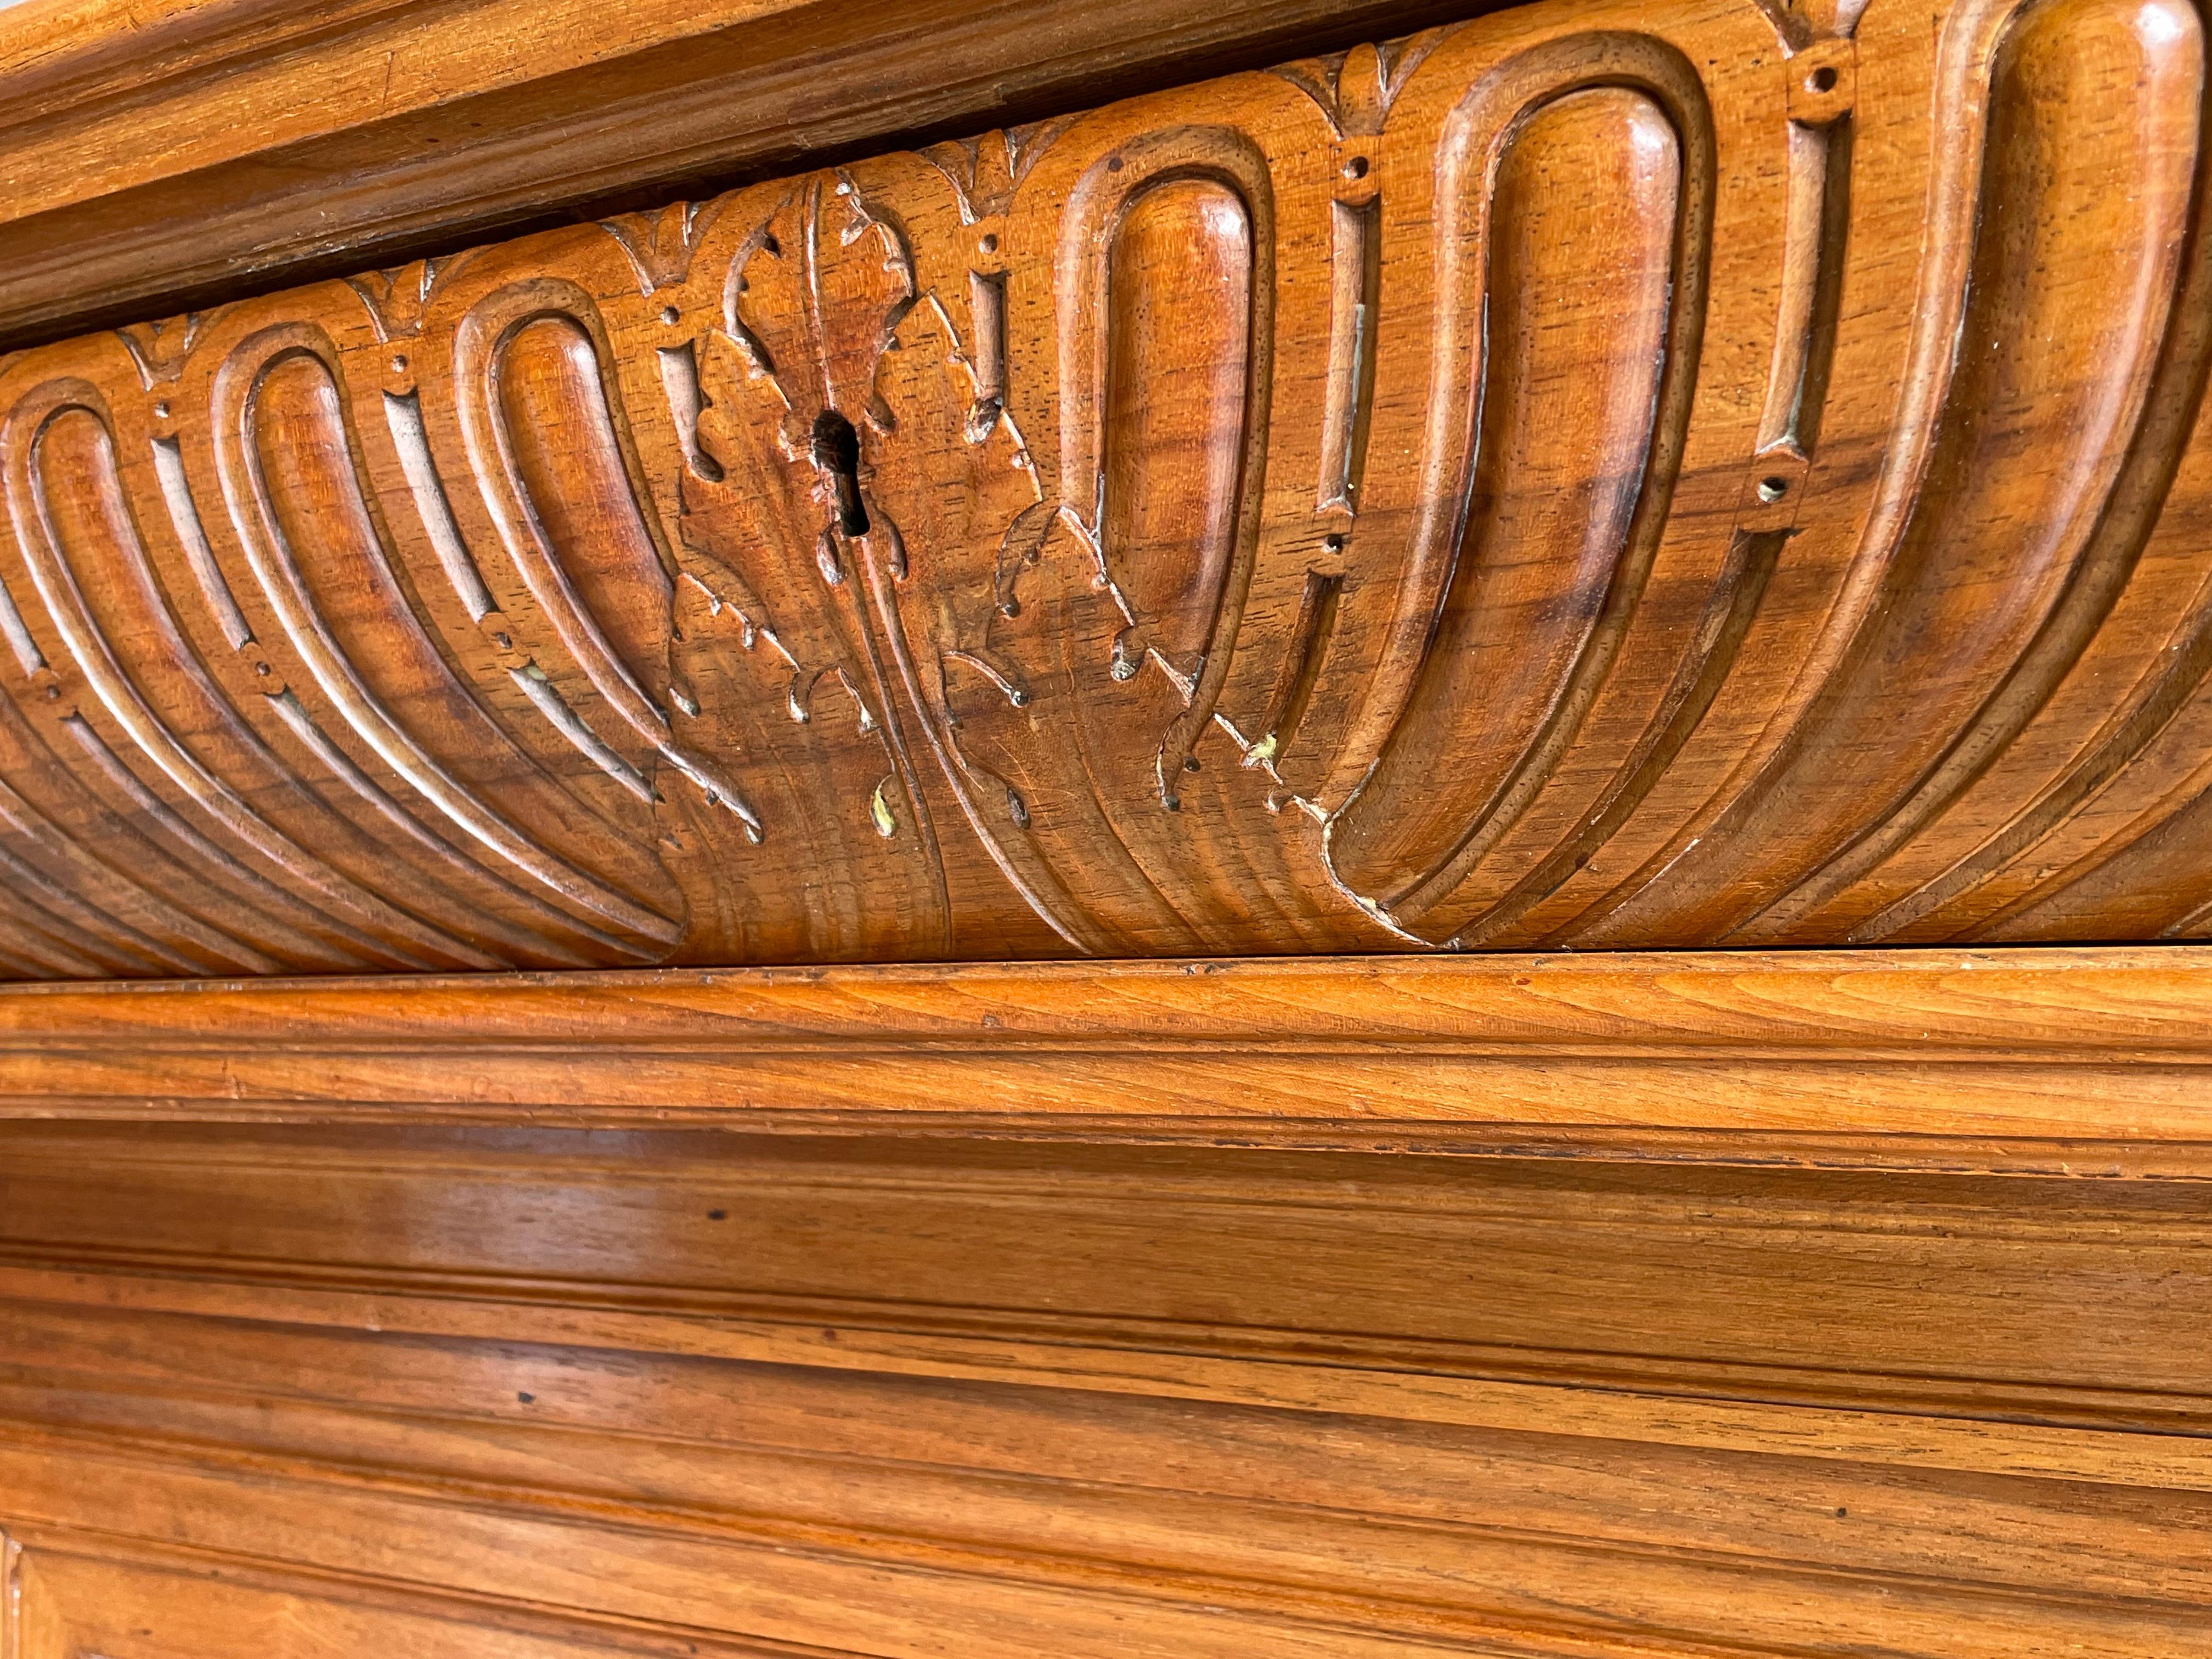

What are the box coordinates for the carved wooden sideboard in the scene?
[0,0,2207,1653]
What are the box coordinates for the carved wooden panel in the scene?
[5,0,2212,974]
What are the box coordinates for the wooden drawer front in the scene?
[1,1118,2207,1659]
[1,0,2208,974]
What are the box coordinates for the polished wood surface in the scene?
[0,945,2209,1146]
[0,946,2203,1654]
[3,0,2209,1651]
[0,950,2207,1657]
[0,0,1516,348]
[4,0,2212,970]
[1,949,2207,1652]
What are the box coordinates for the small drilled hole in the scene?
[1808,65,1838,93]
[659,305,680,326]
[152,401,170,419]
[1757,475,1790,503]
[390,354,408,375]
[1342,155,1370,180]
[978,233,999,254]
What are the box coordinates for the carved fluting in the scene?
[1328,84,1684,929]
[3,0,2212,973]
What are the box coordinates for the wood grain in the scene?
[7,0,2212,972]
[0,1102,2207,1658]
[0,0,1523,349]
[5,2,2210,1654]
[0,945,2208,1150]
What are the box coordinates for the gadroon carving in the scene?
[0,0,2208,974]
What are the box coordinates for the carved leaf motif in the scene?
[0,0,2207,974]
[115,311,227,388]
[600,200,729,295]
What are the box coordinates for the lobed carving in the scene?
[3,0,2212,974]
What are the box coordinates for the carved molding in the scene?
[4,0,2212,974]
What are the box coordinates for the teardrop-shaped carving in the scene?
[3,7,2212,975]
[227,337,684,953]
[1101,177,1253,681]
[1576,0,2204,947]
[1329,86,1680,927]
[497,314,680,710]
[18,387,491,973]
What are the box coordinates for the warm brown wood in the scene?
[0,1000,2203,1659]
[6,0,2212,972]
[0,0,1512,349]
[0,948,2206,1656]
[5,0,2210,1653]
[2,946,2205,1656]
[0,945,2210,1149]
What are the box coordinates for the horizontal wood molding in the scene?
[0,946,2208,1149]
[0,1093,2207,1657]
[0,0,1506,348]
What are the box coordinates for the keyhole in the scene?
[811,408,870,537]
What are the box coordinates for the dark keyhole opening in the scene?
[811,408,870,537]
